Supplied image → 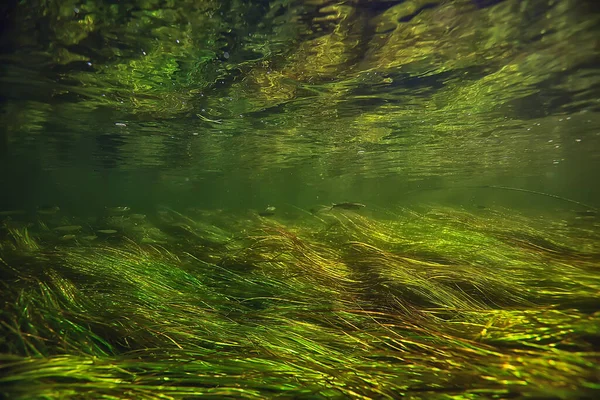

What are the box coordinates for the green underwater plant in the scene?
[0,205,598,399]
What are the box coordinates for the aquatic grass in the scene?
[2,316,596,398]
[319,207,600,308]
[0,275,115,357]
[0,205,599,398]
[243,222,358,285]
[3,223,41,252]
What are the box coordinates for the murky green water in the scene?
[1,0,599,216]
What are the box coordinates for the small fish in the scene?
[0,210,26,216]
[106,206,131,213]
[81,235,98,241]
[37,206,60,215]
[97,229,118,234]
[54,225,82,233]
[330,202,366,210]
[258,206,276,217]
[59,234,77,241]
[575,210,597,217]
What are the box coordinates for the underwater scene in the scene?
[0,0,599,398]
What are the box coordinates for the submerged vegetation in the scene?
[1,0,599,398]
[1,204,598,399]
